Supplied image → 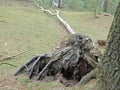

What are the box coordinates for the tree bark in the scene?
[100,1,120,90]
[58,0,61,8]
[103,0,108,12]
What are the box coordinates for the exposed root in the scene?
[13,34,101,86]
[75,69,97,86]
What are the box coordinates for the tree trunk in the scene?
[100,1,120,90]
[58,0,61,8]
[103,0,108,12]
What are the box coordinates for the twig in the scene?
[0,48,34,62]
[0,63,17,67]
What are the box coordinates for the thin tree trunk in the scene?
[103,0,108,12]
[94,9,97,18]
[58,0,61,8]
[100,1,120,90]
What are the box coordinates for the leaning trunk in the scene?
[100,1,120,90]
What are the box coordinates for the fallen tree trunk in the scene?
[35,3,75,35]
[56,10,76,35]
[35,4,56,16]
[13,34,101,86]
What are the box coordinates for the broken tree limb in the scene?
[0,63,17,67]
[56,10,76,35]
[0,48,33,62]
[34,3,76,35]
[35,2,56,16]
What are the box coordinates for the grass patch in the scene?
[0,0,62,73]
[61,11,113,41]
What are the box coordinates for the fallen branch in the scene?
[0,63,17,67]
[34,3,76,35]
[35,2,56,16]
[0,48,33,62]
[56,10,76,35]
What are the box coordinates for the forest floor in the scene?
[0,0,113,90]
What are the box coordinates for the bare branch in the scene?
[56,10,76,35]
[35,2,56,16]
[0,48,33,62]
[34,3,76,35]
[0,63,17,67]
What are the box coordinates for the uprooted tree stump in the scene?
[13,34,102,87]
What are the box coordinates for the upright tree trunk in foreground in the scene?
[101,1,120,90]
[103,0,108,12]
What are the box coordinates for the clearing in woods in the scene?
[0,0,113,90]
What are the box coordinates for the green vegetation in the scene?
[64,0,119,14]
[34,0,119,14]
[35,0,119,14]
